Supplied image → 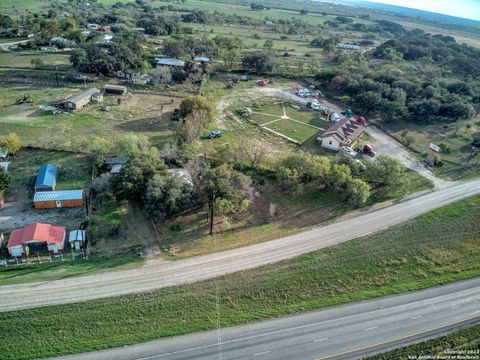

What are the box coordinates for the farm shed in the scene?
[33,190,84,209]
[337,43,361,51]
[69,230,86,250]
[317,118,365,151]
[104,84,127,95]
[7,223,66,256]
[35,164,57,192]
[63,88,102,111]
[154,57,185,67]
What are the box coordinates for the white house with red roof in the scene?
[7,223,66,257]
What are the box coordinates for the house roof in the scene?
[0,162,10,171]
[64,88,101,105]
[319,118,365,144]
[154,58,185,67]
[34,189,83,202]
[35,164,57,189]
[7,223,65,248]
[69,230,86,243]
[104,84,127,92]
[194,56,210,62]
[105,156,126,165]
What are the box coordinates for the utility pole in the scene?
[209,190,216,235]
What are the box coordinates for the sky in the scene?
[367,0,480,21]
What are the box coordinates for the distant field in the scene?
[1,194,478,360]
[0,51,72,70]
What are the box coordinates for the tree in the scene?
[199,164,251,234]
[0,168,11,193]
[300,9,308,15]
[81,136,112,167]
[379,99,407,122]
[179,96,214,119]
[0,133,21,155]
[145,173,197,221]
[30,57,44,69]
[242,53,275,74]
[276,152,330,191]
[342,178,370,207]
[355,91,382,112]
[161,142,179,164]
[110,155,163,201]
[263,39,274,49]
[365,155,408,191]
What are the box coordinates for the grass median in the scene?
[1,195,480,359]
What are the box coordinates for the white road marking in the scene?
[364,326,378,331]
[314,338,328,342]
[254,351,271,356]
[410,316,423,320]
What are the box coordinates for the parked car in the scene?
[310,101,321,111]
[362,144,376,157]
[208,130,222,139]
[297,88,311,97]
[341,146,357,157]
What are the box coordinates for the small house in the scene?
[68,230,86,250]
[35,164,57,192]
[49,36,69,48]
[63,88,102,111]
[104,84,127,95]
[7,223,66,256]
[154,57,185,68]
[317,117,365,151]
[33,189,84,209]
[105,157,126,174]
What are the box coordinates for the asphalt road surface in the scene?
[57,277,480,360]
[2,178,480,311]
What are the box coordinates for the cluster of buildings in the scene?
[5,164,87,257]
[61,84,127,111]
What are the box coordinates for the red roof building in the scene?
[7,223,66,256]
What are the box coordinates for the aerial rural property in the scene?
[0,0,479,359]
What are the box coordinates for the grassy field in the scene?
[367,323,480,359]
[0,195,479,359]
[0,250,144,286]
[0,51,72,70]
[243,99,329,143]
[0,85,182,150]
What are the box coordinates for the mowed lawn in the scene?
[1,195,479,359]
[265,118,319,143]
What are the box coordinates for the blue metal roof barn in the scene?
[34,164,57,192]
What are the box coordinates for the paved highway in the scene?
[57,277,480,360]
[2,178,480,311]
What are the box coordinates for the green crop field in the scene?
[0,195,479,360]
